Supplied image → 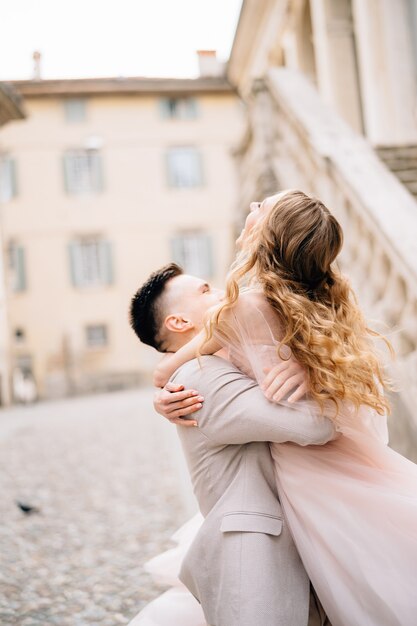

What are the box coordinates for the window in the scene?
[14,354,33,377]
[8,242,26,292]
[14,328,25,343]
[159,97,198,119]
[63,149,103,194]
[86,324,108,348]
[64,98,87,123]
[68,238,113,288]
[166,147,203,188]
[170,232,213,278]
[0,155,17,202]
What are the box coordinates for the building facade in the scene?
[0,82,25,405]
[228,0,417,458]
[0,74,243,398]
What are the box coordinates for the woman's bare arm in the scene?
[152,330,221,388]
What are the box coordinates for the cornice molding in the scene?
[9,76,235,98]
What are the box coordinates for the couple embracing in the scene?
[129,190,417,626]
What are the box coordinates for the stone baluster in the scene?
[234,67,417,447]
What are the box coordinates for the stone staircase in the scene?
[236,68,417,457]
[377,145,417,199]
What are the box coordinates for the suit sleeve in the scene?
[171,357,336,446]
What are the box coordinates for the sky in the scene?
[0,0,243,80]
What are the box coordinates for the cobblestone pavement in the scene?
[0,389,195,626]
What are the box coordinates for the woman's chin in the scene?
[235,230,246,249]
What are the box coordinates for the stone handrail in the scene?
[235,68,417,430]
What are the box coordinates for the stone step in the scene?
[404,180,417,195]
[376,145,417,197]
[377,145,417,160]
[394,169,417,183]
[380,158,417,171]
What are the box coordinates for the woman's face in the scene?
[236,191,288,248]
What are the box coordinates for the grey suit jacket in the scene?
[171,356,335,626]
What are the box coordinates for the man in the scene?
[130,263,334,626]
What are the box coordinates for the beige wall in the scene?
[1,91,243,397]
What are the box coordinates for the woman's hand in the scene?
[153,382,204,427]
[261,359,309,403]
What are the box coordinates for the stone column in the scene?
[309,0,364,133]
[251,79,279,197]
[352,0,417,145]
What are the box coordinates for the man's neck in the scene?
[165,330,199,353]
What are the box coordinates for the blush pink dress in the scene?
[131,291,417,626]
[232,292,417,625]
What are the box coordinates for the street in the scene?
[0,389,196,626]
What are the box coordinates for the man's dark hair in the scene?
[129,263,183,351]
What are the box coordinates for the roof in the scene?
[0,82,26,125]
[9,76,235,98]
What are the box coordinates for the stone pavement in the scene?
[0,388,196,626]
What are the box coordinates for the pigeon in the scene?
[16,501,40,515]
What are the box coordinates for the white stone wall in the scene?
[236,68,417,453]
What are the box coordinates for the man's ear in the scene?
[164,314,194,334]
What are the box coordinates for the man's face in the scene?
[161,274,223,348]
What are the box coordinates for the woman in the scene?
[136,190,417,626]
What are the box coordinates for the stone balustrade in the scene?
[234,68,417,446]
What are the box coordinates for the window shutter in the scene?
[68,242,81,286]
[10,158,18,198]
[186,99,198,119]
[170,236,184,268]
[0,156,17,202]
[195,150,203,186]
[93,152,104,192]
[159,98,171,118]
[165,151,174,187]
[100,240,114,285]
[171,235,186,270]
[64,98,87,123]
[15,246,26,291]
[170,233,213,277]
[63,154,72,194]
[199,234,213,277]
[165,147,203,188]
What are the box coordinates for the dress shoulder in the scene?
[228,290,283,346]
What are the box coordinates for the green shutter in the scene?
[159,98,171,118]
[10,158,17,198]
[187,98,198,119]
[93,152,104,193]
[196,150,204,186]
[170,235,184,268]
[16,246,26,291]
[165,151,175,187]
[68,242,79,286]
[63,154,71,194]
[100,240,114,285]
[200,234,213,277]
[0,156,17,201]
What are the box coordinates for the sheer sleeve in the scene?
[214,290,307,397]
[213,290,389,443]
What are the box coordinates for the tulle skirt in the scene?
[270,432,417,626]
[130,435,417,626]
[127,514,206,626]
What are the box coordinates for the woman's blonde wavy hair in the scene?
[205,190,393,417]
